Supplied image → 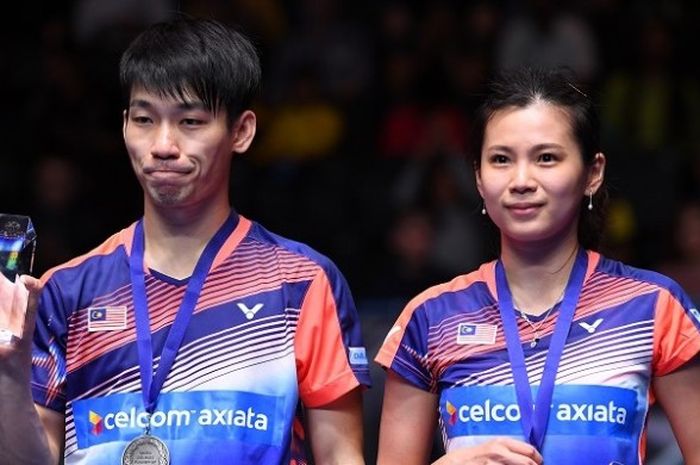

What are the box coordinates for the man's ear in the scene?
[231,110,257,154]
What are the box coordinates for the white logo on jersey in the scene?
[579,318,604,334]
[453,399,627,425]
[348,347,368,366]
[690,308,700,325]
[100,406,269,431]
[237,303,264,320]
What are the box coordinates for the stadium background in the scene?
[3,1,699,463]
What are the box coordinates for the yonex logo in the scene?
[237,303,264,320]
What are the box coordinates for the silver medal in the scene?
[122,434,170,465]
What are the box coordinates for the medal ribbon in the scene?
[129,214,237,415]
[496,248,587,450]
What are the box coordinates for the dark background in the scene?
[3,1,699,463]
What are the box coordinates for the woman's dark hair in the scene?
[468,66,608,250]
[119,17,261,126]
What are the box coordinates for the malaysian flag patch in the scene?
[456,322,497,345]
[87,306,127,332]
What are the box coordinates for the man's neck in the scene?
[500,231,581,316]
[141,202,232,280]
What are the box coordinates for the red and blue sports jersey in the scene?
[31,214,371,465]
[376,250,700,465]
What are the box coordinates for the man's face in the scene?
[123,88,236,211]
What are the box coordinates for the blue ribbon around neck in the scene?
[495,248,587,450]
[129,214,238,415]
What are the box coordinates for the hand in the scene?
[20,275,42,337]
[436,438,543,465]
[0,275,62,465]
[0,275,42,372]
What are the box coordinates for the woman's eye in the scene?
[491,154,509,164]
[539,153,556,163]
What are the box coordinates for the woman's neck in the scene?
[500,233,581,316]
[141,201,232,279]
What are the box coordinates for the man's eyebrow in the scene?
[128,99,152,109]
[128,99,208,111]
[175,100,208,111]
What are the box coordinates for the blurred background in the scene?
[3,0,699,463]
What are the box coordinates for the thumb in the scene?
[20,275,42,314]
[19,275,43,341]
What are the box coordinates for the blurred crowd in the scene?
[2,0,699,463]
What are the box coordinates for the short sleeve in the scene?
[653,286,700,377]
[295,266,371,407]
[31,277,69,412]
[375,296,435,392]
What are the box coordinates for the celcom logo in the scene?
[457,400,522,423]
[92,407,269,432]
[89,411,104,435]
[445,401,458,426]
[74,391,282,450]
[441,385,636,438]
[449,400,627,425]
[103,408,192,431]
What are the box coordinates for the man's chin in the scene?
[148,186,189,206]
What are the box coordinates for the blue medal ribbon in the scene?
[496,248,587,450]
[129,214,238,416]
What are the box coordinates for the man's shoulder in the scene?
[244,220,342,277]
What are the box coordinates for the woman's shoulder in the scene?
[404,260,497,311]
[593,251,691,301]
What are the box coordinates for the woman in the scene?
[375,67,700,465]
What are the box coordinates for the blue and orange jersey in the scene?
[31,213,371,465]
[376,250,700,465]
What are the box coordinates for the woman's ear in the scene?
[586,152,606,195]
[475,160,484,198]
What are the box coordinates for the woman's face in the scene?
[476,101,605,247]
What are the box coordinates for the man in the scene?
[0,17,370,465]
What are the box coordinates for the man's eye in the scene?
[182,118,204,126]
